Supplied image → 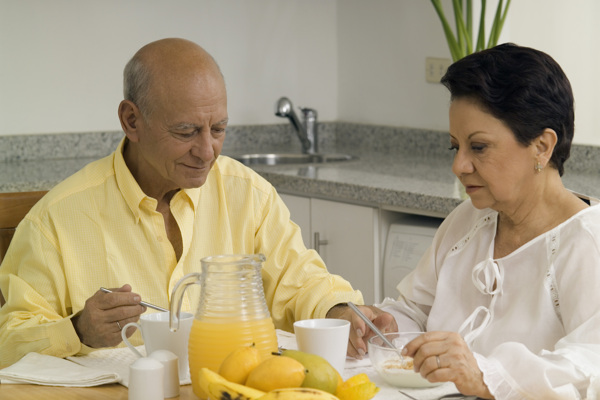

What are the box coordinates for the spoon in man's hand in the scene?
[100,287,168,312]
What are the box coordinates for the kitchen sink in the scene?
[233,153,357,166]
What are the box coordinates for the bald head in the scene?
[123,38,225,119]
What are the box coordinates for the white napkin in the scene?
[67,346,145,387]
[0,352,120,387]
[68,346,192,387]
[276,329,298,350]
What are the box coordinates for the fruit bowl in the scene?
[368,332,441,388]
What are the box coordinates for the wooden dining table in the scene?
[0,329,461,400]
[0,382,197,399]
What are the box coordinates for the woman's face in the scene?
[449,98,538,212]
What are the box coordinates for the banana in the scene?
[208,381,266,400]
[256,388,340,400]
[198,367,264,400]
[198,367,228,399]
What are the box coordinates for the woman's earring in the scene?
[535,161,543,173]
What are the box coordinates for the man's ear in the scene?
[118,100,142,143]
[535,128,558,167]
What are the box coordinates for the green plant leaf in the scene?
[431,0,511,61]
[476,0,487,52]
[466,0,474,51]
[431,0,462,61]
[488,0,502,47]
[453,0,473,57]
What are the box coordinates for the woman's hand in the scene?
[327,304,397,359]
[404,331,494,399]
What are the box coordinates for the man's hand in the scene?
[72,284,146,348]
[326,304,397,359]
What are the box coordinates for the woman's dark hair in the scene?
[440,43,574,176]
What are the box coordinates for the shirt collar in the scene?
[114,138,202,220]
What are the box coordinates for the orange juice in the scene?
[188,317,278,398]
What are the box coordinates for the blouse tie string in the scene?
[458,258,503,345]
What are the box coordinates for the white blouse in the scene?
[380,198,600,399]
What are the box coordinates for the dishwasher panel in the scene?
[382,216,441,300]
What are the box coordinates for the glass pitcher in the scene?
[170,254,278,397]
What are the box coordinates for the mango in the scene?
[281,349,339,394]
[219,343,262,384]
[245,355,307,392]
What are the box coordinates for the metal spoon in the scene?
[398,391,419,400]
[347,302,405,365]
[400,391,473,400]
[100,287,168,312]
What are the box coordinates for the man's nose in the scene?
[190,131,215,160]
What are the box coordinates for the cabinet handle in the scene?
[314,232,329,254]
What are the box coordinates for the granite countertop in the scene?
[2,123,600,218]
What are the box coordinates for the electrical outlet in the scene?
[425,57,452,83]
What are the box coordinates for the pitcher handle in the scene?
[169,272,201,332]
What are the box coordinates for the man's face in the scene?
[133,72,228,192]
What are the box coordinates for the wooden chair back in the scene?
[0,191,47,306]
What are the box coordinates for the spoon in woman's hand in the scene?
[347,302,406,365]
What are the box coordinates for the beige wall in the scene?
[1,0,598,145]
[0,0,338,135]
[337,0,600,145]
[509,0,600,146]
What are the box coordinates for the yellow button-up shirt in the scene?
[0,139,362,368]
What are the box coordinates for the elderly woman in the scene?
[331,43,600,399]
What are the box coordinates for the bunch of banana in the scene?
[200,366,338,400]
[199,367,265,400]
[256,388,341,400]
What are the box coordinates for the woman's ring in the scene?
[116,321,122,330]
[436,355,442,369]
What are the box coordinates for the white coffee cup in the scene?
[293,318,351,374]
[122,311,193,381]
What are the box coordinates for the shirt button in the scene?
[157,236,163,242]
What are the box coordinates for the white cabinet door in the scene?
[311,198,378,304]
[280,194,379,304]
[279,193,311,247]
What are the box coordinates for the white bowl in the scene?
[368,332,441,388]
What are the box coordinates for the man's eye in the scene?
[173,131,196,140]
[471,144,486,152]
[448,145,458,151]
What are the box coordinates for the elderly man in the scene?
[0,38,381,368]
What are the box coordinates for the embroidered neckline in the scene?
[449,213,496,254]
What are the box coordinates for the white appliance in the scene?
[382,215,442,300]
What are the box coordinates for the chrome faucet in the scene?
[275,97,318,154]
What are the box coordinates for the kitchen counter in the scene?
[2,123,600,218]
